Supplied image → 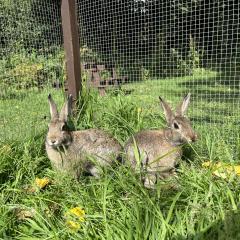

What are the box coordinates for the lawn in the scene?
[0,69,240,239]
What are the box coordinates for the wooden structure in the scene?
[82,63,128,96]
[61,0,81,103]
[61,0,127,100]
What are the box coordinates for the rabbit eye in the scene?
[173,122,179,129]
[61,124,68,131]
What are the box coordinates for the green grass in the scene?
[1,70,240,239]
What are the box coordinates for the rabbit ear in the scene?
[59,94,72,122]
[176,93,191,116]
[159,96,174,124]
[48,94,59,120]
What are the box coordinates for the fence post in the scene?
[61,0,81,104]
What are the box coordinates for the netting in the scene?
[0,0,64,141]
[0,0,240,157]
[77,0,240,156]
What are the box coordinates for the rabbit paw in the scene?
[89,166,102,179]
[144,174,157,189]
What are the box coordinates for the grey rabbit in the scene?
[45,94,122,179]
[124,93,197,188]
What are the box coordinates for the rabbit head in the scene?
[159,93,197,145]
[46,94,73,148]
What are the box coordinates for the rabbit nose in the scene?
[51,140,56,144]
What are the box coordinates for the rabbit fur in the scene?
[45,94,122,179]
[124,93,197,188]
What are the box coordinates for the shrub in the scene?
[0,49,65,97]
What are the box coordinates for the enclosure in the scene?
[1,0,240,239]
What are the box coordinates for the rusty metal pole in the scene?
[61,0,81,105]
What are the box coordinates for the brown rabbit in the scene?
[45,94,122,179]
[124,93,197,188]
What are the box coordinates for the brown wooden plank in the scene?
[61,0,81,102]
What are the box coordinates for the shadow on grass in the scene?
[218,72,240,89]
[179,73,240,102]
[181,144,198,164]
[0,91,28,101]
[190,89,240,102]
[176,210,240,240]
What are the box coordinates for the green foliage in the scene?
[0,1,240,237]
[80,45,101,63]
[0,0,61,55]
[0,80,240,238]
[78,0,240,80]
[2,0,240,82]
[148,34,204,78]
[0,49,65,98]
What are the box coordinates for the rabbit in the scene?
[124,93,197,189]
[45,94,122,179]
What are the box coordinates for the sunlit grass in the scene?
[0,72,240,239]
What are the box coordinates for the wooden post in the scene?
[61,0,81,103]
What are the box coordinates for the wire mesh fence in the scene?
[0,0,64,141]
[77,0,240,156]
[0,0,240,157]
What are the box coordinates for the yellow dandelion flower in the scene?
[67,207,85,222]
[201,161,211,167]
[66,220,80,231]
[35,177,50,189]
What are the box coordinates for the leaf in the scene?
[202,161,240,179]
[0,144,12,154]
[14,207,36,221]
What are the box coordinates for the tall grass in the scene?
[0,79,240,239]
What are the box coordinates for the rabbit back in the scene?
[73,129,122,162]
[46,129,122,176]
[125,130,182,173]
